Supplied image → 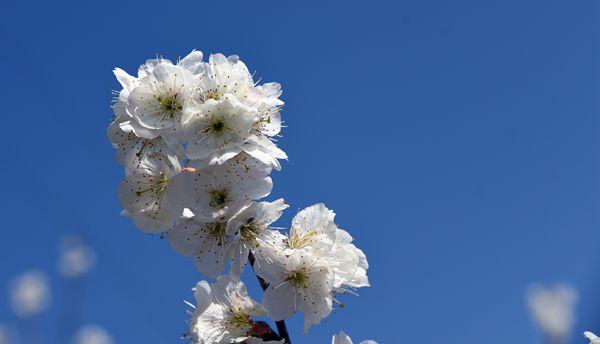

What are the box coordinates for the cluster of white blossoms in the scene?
[0,325,15,344]
[108,51,373,343]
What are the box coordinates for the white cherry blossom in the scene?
[526,284,577,343]
[330,228,370,292]
[113,51,204,144]
[167,154,272,220]
[9,271,51,318]
[177,50,206,76]
[194,54,254,104]
[196,54,283,140]
[283,204,370,292]
[255,250,334,332]
[247,82,284,125]
[127,63,194,134]
[188,277,267,344]
[241,135,287,171]
[183,96,257,163]
[283,203,337,253]
[109,59,190,170]
[111,62,161,140]
[118,154,181,232]
[185,53,287,169]
[57,235,96,278]
[168,217,232,278]
[332,331,377,344]
[108,50,372,342]
[226,199,288,279]
[244,82,287,170]
[107,115,182,173]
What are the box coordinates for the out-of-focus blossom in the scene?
[58,235,97,278]
[9,271,51,318]
[0,324,16,344]
[526,284,577,342]
[73,325,113,344]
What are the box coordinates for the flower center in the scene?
[285,230,317,249]
[204,222,227,246]
[227,309,252,331]
[212,119,225,132]
[286,269,309,289]
[258,116,271,124]
[243,221,264,246]
[135,173,168,197]
[208,189,229,209]
[204,116,228,137]
[156,95,182,119]
[206,92,220,101]
[136,139,155,158]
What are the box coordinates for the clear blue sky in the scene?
[0,0,597,343]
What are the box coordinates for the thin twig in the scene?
[274,320,291,344]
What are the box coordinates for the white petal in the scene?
[113,68,137,91]
[179,50,204,74]
[332,331,353,344]
[263,282,296,321]
[192,280,212,314]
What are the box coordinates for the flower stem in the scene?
[274,320,291,344]
[248,252,292,344]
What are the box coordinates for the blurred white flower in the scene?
[58,235,96,278]
[9,271,51,318]
[0,324,16,344]
[526,284,577,342]
[332,331,377,344]
[73,325,113,344]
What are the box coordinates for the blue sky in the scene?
[0,0,597,343]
